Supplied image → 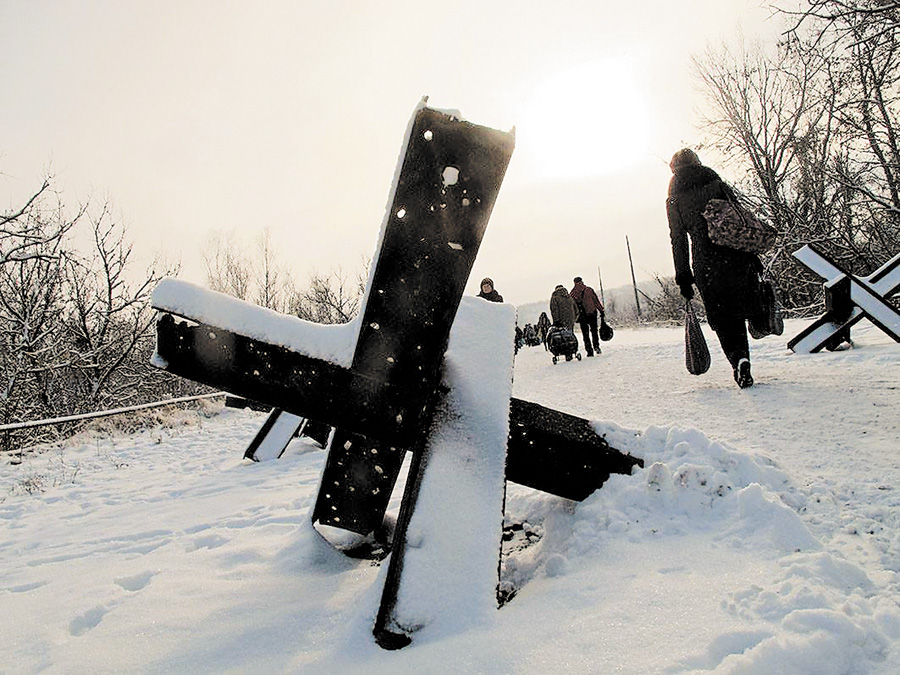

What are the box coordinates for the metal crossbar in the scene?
[788,244,900,353]
[149,102,642,650]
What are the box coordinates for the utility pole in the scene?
[626,235,642,320]
[597,266,605,306]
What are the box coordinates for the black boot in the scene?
[733,358,753,388]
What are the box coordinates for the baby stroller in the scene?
[547,325,581,364]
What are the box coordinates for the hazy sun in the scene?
[517,59,651,182]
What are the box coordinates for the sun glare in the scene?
[517,60,650,182]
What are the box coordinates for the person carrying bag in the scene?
[665,148,766,388]
[570,277,604,357]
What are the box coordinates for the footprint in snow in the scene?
[69,605,109,636]
[3,580,49,593]
[186,533,229,551]
[114,570,155,592]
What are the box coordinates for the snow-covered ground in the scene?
[2,317,898,673]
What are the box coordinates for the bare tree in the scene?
[691,31,900,310]
[202,227,370,324]
[288,263,367,325]
[1,179,82,267]
[0,179,213,452]
[778,1,900,46]
[773,0,900,266]
[0,179,82,449]
[695,37,827,305]
[203,230,251,300]
[62,202,170,411]
[694,37,833,226]
[202,228,298,312]
[252,228,290,311]
[0,229,69,422]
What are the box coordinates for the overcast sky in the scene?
[0,1,782,306]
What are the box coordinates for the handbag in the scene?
[684,300,711,375]
[599,316,614,342]
[702,198,777,254]
[748,277,784,339]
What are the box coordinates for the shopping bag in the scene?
[599,316,614,342]
[702,198,777,254]
[685,300,711,375]
[748,278,784,339]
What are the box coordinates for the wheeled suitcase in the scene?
[547,326,581,364]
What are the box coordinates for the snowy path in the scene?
[512,319,900,577]
[1,318,898,673]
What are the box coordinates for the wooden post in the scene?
[597,265,605,306]
[627,235,642,319]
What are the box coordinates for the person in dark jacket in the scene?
[537,311,551,350]
[570,276,604,357]
[549,285,577,329]
[477,277,504,303]
[666,148,765,388]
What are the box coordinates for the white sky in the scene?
[0,0,780,305]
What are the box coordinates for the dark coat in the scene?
[666,164,764,330]
[537,312,551,341]
[477,289,504,303]
[549,286,577,329]
[570,281,603,317]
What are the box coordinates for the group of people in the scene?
[476,147,770,389]
[478,276,605,359]
[548,278,605,357]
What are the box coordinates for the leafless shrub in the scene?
[288,266,366,325]
[0,178,207,453]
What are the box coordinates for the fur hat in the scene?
[670,148,701,172]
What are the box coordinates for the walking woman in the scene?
[665,148,765,388]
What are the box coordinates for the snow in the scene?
[2,316,899,673]
[152,278,359,367]
[387,296,516,639]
